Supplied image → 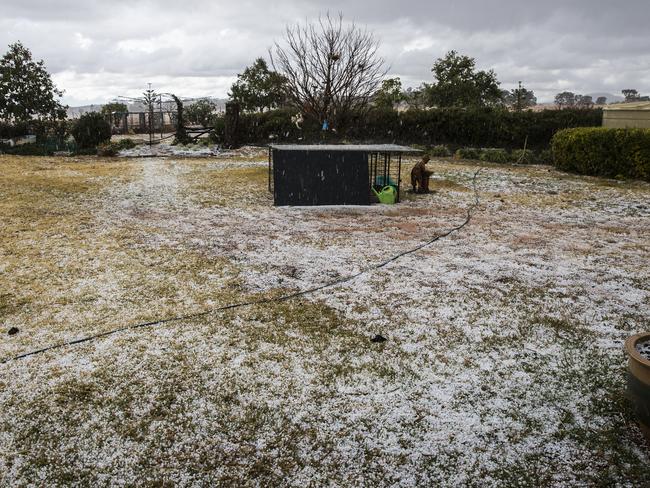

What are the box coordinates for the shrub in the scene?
[0,120,68,142]
[535,149,553,164]
[96,138,137,156]
[210,107,603,148]
[479,148,511,164]
[455,147,482,160]
[510,149,535,164]
[552,127,650,180]
[0,121,29,138]
[209,114,225,143]
[71,112,111,149]
[203,105,603,152]
[116,138,136,150]
[428,145,452,157]
[0,142,50,156]
[97,142,117,156]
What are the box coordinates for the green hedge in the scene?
[479,148,511,164]
[428,144,452,157]
[214,107,602,149]
[453,147,548,164]
[349,107,602,149]
[71,112,112,149]
[0,138,77,156]
[0,120,68,141]
[552,128,650,180]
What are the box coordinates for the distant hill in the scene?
[67,97,227,118]
[587,92,624,104]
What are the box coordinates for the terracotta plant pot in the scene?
[625,332,650,443]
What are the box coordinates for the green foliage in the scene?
[0,121,29,138]
[141,87,157,133]
[0,142,50,156]
[501,85,537,110]
[0,42,66,123]
[403,86,428,110]
[96,138,136,157]
[453,147,552,165]
[0,119,66,140]
[0,135,77,156]
[229,58,287,112]
[425,51,501,108]
[552,127,650,180]
[185,99,216,126]
[96,142,117,157]
[209,115,226,143]
[576,95,594,108]
[71,112,112,149]
[118,138,136,150]
[349,107,602,149]
[170,94,190,145]
[510,149,535,164]
[212,106,602,148]
[428,145,452,157]
[555,91,577,108]
[536,149,553,164]
[240,109,311,142]
[455,147,482,160]
[374,78,405,109]
[100,103,128,116]
[622,89,641,102]
[479,148,510,163]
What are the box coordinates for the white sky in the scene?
[1,0,648,106]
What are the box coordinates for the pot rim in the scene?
[625,332,650,366]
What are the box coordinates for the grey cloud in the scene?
[0,0,647,105]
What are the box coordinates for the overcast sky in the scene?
[1,0,648,106]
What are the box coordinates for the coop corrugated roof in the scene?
[269,144,421,153]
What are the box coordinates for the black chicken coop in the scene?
[268,144,421,206]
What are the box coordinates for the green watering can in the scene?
[372,185,397,204]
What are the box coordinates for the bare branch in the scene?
[270,12,386,132]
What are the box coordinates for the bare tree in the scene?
[270,13,386,132]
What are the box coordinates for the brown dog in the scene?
[411,155,433,193]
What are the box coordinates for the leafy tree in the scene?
[501,85,537,110]
[622,89,640,102]
[171,94,190,145]
[101,102,128,129]
[100,103,128,116]
[230,58,287,112]
[596,96,607,105]
[0,41,66,123]
[141,86,158,143]
[374,77,405,109]
[271,13,386,131]
[576,94,593,108]
[185,98,217,126]
[71,112,111,149]
[555,91,577,109]
[403,85,428,110]
[425,51,501,108]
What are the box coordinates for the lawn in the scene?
[1,150,649,486]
